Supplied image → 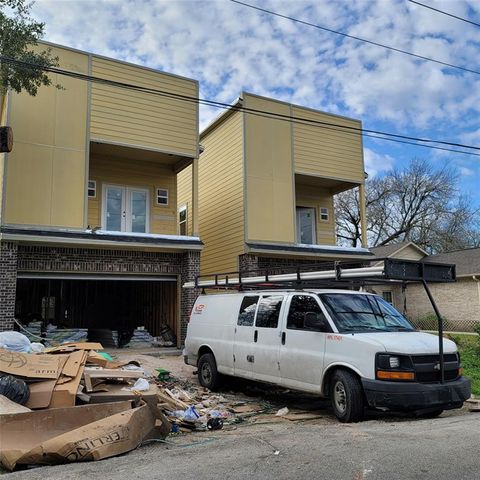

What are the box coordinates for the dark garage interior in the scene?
[15,276,178,344]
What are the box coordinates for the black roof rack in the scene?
[184,258,456,290]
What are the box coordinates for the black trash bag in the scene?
[0,375,30,405]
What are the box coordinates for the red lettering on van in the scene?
[193,304,205,315]
[327,334,343,341]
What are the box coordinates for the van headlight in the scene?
[376,353,414,381]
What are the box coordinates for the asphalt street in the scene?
[6,408,479,480]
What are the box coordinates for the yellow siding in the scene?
[197,111,245,275]
[88,155,177,234]
[292,106,364,183]
[0,94,8,223]
[244,94,295,243]
[4,46,88,227]
[295,184,336,245]
[90,58,198,158]
[177,166,193,236]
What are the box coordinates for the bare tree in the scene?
[335,159,480,252]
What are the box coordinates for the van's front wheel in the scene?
[198,353,221,390]
[330,370,364,423]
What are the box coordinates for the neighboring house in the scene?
[0,42,202,345]
[370,242,480,332]
[178,92,372,276]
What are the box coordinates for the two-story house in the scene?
[0,43,202,345]
[178,92,372,277]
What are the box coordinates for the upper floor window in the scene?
[179,205,187,235]
[88,180,96,198]
[103,185,149,233]
[320,207,329,221]
[156,188,169,205]
[296,207,316,244]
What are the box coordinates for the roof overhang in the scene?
[246,242,373,259]
[0,226,203,252]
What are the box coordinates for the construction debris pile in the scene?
[0,334,171,472]
[0,331,327,472]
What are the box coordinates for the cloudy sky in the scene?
[31,0,480,204]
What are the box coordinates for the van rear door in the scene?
[279,294,328,393]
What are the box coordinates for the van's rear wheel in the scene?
[330,370,364,423]
[198,353,221,390]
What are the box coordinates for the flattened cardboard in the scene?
[0,401,134,470]
[0,349,62,379]
[0,401,170,471]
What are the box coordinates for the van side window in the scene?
[287,295,329,332]
[255,296,283,328]
[237,296,259,326]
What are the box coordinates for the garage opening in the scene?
[15,274,178,347]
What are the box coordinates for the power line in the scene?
[229,0,480,76]
[2,55,480,157]
[408,0,480,28]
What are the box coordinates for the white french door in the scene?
[103,185,149,233]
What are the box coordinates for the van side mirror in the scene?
[304,312,328,331]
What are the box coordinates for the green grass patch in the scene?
[449,334,480,396]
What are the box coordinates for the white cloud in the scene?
[363,148,395,177]
[460,167,474,176]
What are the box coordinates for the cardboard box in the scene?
[0,400,170,471]
[0,349,62,379]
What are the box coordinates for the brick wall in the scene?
[402,278,480,332]
[239,253,347,275]
[3,244,200,343]
[0,242,18,331]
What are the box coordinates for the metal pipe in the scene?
[422,280,445,383]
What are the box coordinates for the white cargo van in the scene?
[184,289,471,422]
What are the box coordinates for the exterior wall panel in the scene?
[3,46,88,228]
[90,58,198,157]
[244,94,295,244]
[197,111,245,274]
[292,106,364,183]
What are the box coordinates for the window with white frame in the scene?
[179,205,187,235]
[320,207,329,221]
[156,188,168,205]
[382,291,393,305]
[88,180,96,198]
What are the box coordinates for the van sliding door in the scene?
[250,295,284,384]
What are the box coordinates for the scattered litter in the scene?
[207,417,223,430]
[275,407,289,417]
[274,451,280,456]
[0,375,30,405]
[0,331,32,353]
[123,378,150,392]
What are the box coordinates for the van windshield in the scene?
[318,293,415,333]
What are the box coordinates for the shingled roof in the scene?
[425,247,480,277]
